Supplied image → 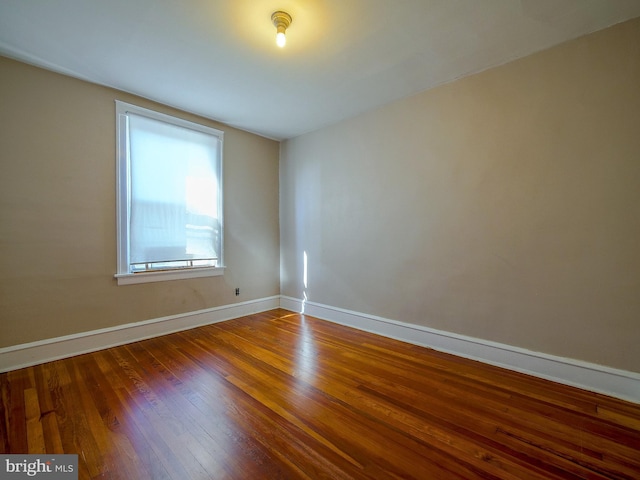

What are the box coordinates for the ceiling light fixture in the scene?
[271,11,292,48]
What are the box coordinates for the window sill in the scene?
[115,266,225,285]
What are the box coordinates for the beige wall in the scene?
[0,57,280,347]
[280,18,640,372]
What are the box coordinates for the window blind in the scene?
[128,113,221,268]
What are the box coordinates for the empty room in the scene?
[1,1,639,479]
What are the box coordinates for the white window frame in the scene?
[114,100,225,285]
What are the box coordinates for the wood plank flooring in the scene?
[1,309,639,479]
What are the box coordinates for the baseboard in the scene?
[0,296,280,373]
[4,295,639,404]
[280,296,640,404]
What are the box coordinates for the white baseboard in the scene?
[0,296,280,373]
[4,295,638,404]
[280,296,640,404]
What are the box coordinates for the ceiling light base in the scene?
[271,11,292,30]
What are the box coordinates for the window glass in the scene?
[115,101,224,284]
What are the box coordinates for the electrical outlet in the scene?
[235,288,240,296]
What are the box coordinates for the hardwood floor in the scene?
[1,309,639,479]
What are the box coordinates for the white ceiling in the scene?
[1,0,639,140]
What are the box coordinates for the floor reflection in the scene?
[294,316,318,385]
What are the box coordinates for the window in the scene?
[115,101,224,285]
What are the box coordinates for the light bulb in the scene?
[271,11,292,49]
